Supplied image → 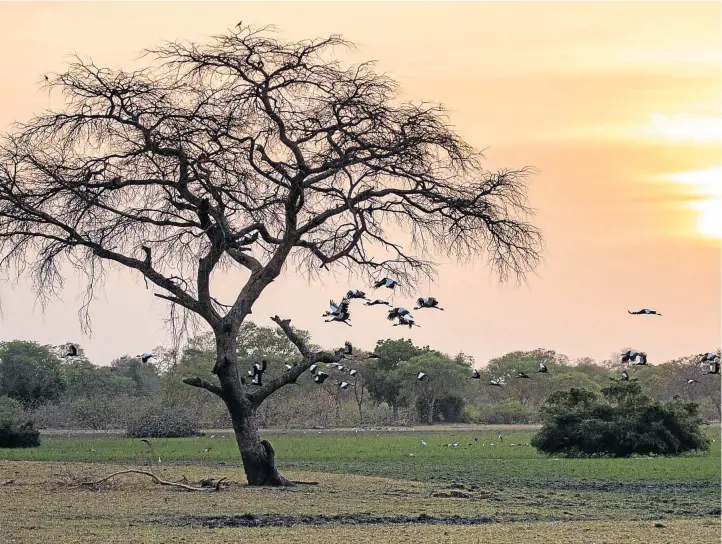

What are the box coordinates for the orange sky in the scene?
[0,1,720,367]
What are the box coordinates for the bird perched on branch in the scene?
[65,344,78,357]
[414,297,444,311]
[538,361,548,373]
[707,361,720,375]
[470,369,481,379]
[628,308,662,316]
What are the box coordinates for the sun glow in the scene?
[664,166,722,239]
[643,113,722,144]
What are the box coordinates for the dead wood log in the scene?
[71,469,228,492]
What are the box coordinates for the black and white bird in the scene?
[628,308,662,316]
[345,289,369,301]
[343,341,353,356]
[699,352,720,363]
[633,352,648,366]
[373,277,398,290]
[517,372,531,379]
[393,315,419,328]
[538,361,548,373]
[364,299,391,306]
[323,299,349,318]
[325,310,352,326]
[387,307,412,321]
[138,353,153,363]
[707,361,720,375]
[417,372,427,381]
[339,381,354,390]
[309,364,318,374]
[620,369,630,381]
[285,364,294,370]
[414,297,444,311]
[687,378,699,385]
[315,372,330,384]
[65,344,78,357]
[349,369,358,377]
[621,349,643,364]
[470,369,481,379]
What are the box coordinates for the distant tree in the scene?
[110,356,162,396]
[0,25,541,485]
[0,341,66,407]
[399,352,468,424]
[62,358,136,398]
[532,382,710,457]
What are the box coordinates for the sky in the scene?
[0,1,720,368]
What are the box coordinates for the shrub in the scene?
[531,383,711,457]
[0,418,41,448]
[0,396,24,421]
[126,402,201,438]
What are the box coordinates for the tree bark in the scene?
[213,328,295,487]
[427,397,436,425]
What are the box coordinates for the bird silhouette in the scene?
[414,297,444,311]
[628,308,662,316]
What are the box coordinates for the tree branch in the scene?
[182,376,224,397]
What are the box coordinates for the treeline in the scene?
[0,323,719,432]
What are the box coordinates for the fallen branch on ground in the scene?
[70,470,228,492]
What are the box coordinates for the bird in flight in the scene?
[393,315,419,328]
[414,297,444,311]
[323,299,349,318]
[628,308,662,316]
[373,277,398,290]
[138,353,153,363]
[345,289,369,301]
[364,299,391,306]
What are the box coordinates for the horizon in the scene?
[0,1,720,368]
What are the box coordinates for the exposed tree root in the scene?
[71,470,228,492]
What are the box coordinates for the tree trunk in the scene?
[214,329,295,487]
[427,397,436,425]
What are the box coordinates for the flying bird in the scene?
[393,315,419,328]
[687,379,699,385]
[325,310,352,326]
[628,308,662,316]
[345,289,368,301]
[387,307,412,321]
[417,372,427,381]
[349,369,358,377]
[632,352,648,366]
[364,299,391,306]
[699,352,720,363]
[373,277,397,290]
[323,299,349,318]
[414,297,444,311]
[138,353,153,363]
[339,381,354,390]
[621,350,641,363]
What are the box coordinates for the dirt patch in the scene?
[175,513,501,528]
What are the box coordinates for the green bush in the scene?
[0,418,41,448]
[126,402,201,438]
[531,383,711,457]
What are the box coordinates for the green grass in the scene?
[2,426,719,486]
[0,426,720,543]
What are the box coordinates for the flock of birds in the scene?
[59,276,720,395]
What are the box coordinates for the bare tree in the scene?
[0,25,542,485]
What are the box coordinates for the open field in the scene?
[1,426,720,543]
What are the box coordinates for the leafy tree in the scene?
[532,383,710,457]
[62,358,136,399]
[365,339,428,415]
[110,356,162,396]
[399,352,468,424]
[0,341,66,407]
[0,25,541,485]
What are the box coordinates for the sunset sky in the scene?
[0,1,719,368]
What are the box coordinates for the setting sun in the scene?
[664,166,722,239]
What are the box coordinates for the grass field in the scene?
[1,425,720,543]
